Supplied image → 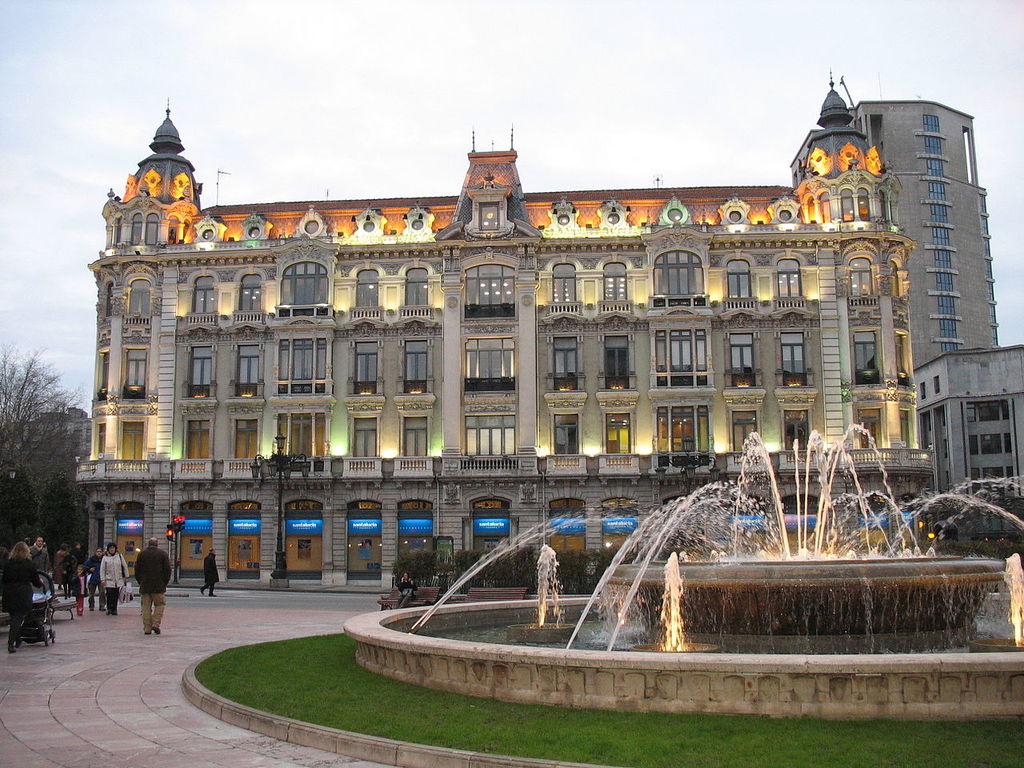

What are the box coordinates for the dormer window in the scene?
[479,203,499,231]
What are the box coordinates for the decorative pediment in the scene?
[346,395,386,414]
[596,390,639,410]
[297,207,327,238]
[719,197,751,225]
[643,227,712,260]
[547,200,578,234]
[658,197,690,226]
[241,213,271,240]
[394,393,437,414]
[768,196,800,224]
[543,392,587,411]
[598,200,629,230]
[194,215,225,243]
[277,240,337,272]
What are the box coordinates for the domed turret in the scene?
[149,110,185,155]
[122,108,201,206]
[817,83,853,129]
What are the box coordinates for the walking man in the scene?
[134,538,171,635]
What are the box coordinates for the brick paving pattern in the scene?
[0,591,397,768]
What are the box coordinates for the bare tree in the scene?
[0,345,82,474]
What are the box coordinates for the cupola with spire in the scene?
[792,79,883,182]
[122,108,202,206]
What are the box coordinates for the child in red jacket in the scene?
[70,565,89,616]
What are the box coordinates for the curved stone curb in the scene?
[182,657,627,768]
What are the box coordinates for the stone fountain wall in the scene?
[343,601,1024,720]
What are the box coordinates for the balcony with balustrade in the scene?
[543,454,588,476]
[598,454,641,476]
[392,456,435,479]
[441,455,537,477]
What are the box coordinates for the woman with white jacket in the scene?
[99,543,129,615]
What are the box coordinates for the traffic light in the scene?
[172,515,186,533]
[933,520,959,541]
[165,525,175,540]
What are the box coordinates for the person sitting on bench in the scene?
[396,572,417,609]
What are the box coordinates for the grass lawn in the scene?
[196,634,1022,768]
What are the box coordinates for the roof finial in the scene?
[829,69,834,90]
[471,128,476,152]
[166,98,171,119]
[510,124,515,151]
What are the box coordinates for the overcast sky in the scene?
[1,0,1021,405]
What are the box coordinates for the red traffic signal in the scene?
[165,526,175,540]
[171,515,186,533]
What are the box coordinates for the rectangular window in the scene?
[603,335,630,388]
[95,422,106,457]
[604,413,631,454]
[402,416,428,456]
[933,250,953,268]
[236,344,260,396]
[125,348,147,389]
[923,135,943,154]
[277,413,326,456]
[856,409,881,448]
[966,400,1009,422]
[853,332,878,384]
[929,204,948,223]
[354,342,378,393]
[465,415,515,455]
[783,410,809,450]
[553,414,579,455]
[731,410,757,451]
[98,351,109,397]
[404,340,428,391]
[654,329,708,387]
[926,158,945,177]
[465,337,514,379]
[928,181,947,201]
[479,202,499,231]
[352,418,378,457]
[121,421,144,460]
[234,418,259,458]
[975,433,1008,455]
[932,227,950,246]
[939,318,959,338]
[278,338,327,394]
[186,419,211,459]
[728,333,755,386]
[935,272,955,292]
[780,332,806,386]
[655,405,710,453]
[189,346,213,395]
[940,342,960,353]
[553,337,579,376]
[923,114,940,132]
[899,409,911,445]
[937,295,957,315]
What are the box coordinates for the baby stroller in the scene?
[19,572,56,647]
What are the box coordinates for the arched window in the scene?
[144,213,160,245]
[128,280,150,315]
[817,192,831,223]
[878,190,889,223]
[465,265,514,317]
[840,190,855,222]
[552,263,576,303]
[857,188,870,220]
[726,259,751,298]
[112,217,122,246]
[238,274,261,311]
[653,251,703,296]
[356,269,379,308]
[777,259,802,298]
[404,268,428,306]
[192,276,215,314]
[130,214,143,245]
[281,262,328,305]
[603,262,628,301]
[850,258,873,296]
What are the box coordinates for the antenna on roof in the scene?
[839,75,854,106]
[165,98,171,118]
[510,124,515,151]
[654,174,663,189]
[216,168,231,206]
[471,128,476,152]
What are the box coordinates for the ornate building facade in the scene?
[78,89,931,585]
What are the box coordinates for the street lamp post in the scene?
[251,435,309,586]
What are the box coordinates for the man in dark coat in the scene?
[200,549,220,596]
[82,547,106,612]
[134,538,171,635]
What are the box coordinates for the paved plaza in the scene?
[0,588,401,768]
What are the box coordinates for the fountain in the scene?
[344,429,1024,719]
[970,553,1024,653]
[506,545,575,644]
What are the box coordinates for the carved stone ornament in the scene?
[464,400,515,413]
[643,227,711,261]
[885,379,900,402]
[769,196,801,224]
[394,394,437,413]
[722,391,766,406]
[383,263,403,276]
[718,197,751,225]
[346,395,386,413]
[658,197,691,227]
[194,216,222,243]
[181,403,217,415]
[598,200,629,230]
[521,294,533,307]
[543,392,587,411]
[519,482,537,504]
[443,483,460,504]
[596,391,639,410]
[297,207,327,238]
[579,258,599,270]
[241,213,269,240]
[227,404,265,415]
[775,390,818,405]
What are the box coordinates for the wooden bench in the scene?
[51,598,77,620]
[451,586,530,602]
[377,585,440,610]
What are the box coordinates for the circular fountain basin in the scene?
[343,598,1024,720]
[611,557,1004,653]
[506,623,575,644]
[631,643,720,653]
[969,638,1024,653]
